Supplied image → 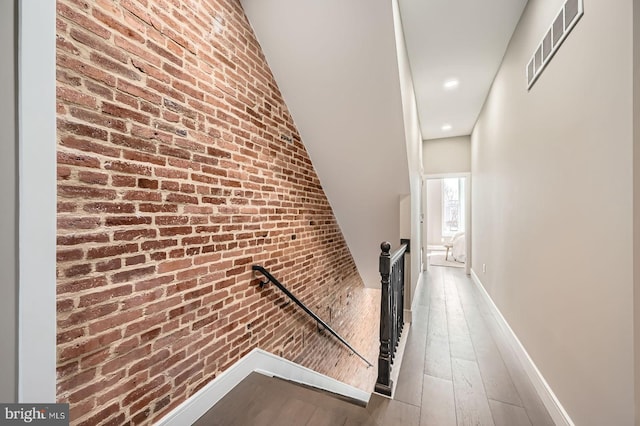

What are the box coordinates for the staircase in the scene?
[193,372,400,426]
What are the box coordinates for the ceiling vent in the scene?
[526,0,584,89]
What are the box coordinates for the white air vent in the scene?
[526,0,584,89]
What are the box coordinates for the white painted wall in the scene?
[0,0,17,404]
[392,0,424,307]
[471,0,633,424]
[423,136,471,174]
[18,0,57,402]
[241,0,409,288]
[634,0,640,420]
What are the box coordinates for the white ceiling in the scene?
[399,0,528,140]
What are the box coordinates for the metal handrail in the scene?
[252,265,373,367]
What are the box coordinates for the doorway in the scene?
[422,174,471,275]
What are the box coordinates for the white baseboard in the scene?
[411,270,425,313]
[470,269,574,426]
[155,348,371,426]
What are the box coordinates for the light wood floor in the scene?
[392,265,554,426]
[195,266,555,425]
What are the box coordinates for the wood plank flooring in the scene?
[392,266,554,426]
[194,266,554,425]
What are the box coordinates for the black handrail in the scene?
[252,265,373,367]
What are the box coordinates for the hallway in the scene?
[389,266,554,425]
[197,266,556,425]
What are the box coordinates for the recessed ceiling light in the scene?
[441,124,452,131]
[443,79,459,90]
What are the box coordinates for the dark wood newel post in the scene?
[375,241,393,396]
[375,239,409,396]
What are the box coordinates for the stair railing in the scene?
[252,265,373,367]
[375,239,409,396]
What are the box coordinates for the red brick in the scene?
[96,258,122,272]
[57,86,98,108]
[83,202,136,214]
[115,34,162,67]
[69,106,128,133]
[78,285,133,307]
[57,2,111,39]
[57,151,101,169]
[55,0,376,422]
[104,160,152,176]
[113,229,157,241]
[78,170,109,185]
[158,258,192,274]
[111,266,155,283]
[57,249,84,262]
[109,133,156,154]
[105,216,152,226]
[101,346,152,375]
[102,102,150,125]
[77,402,120,426]
[59,329,122,362]
[146,39,182,66]
[158,226,193,237]
[87,243,138,259]
[57,54,116,87]
[59,185,117,200]
[92,7,145,44]
[60,135,120,158]
[69,27,128,63]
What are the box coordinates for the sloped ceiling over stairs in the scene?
[240,0,410,287]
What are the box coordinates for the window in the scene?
[442,178,464,237]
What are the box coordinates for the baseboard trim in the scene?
[469,269,574,426]
[156,348,370,426]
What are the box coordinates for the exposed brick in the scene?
[157,258,192,274]
[57,151,101,169]
[56,1,376,423]
[105,216,152,226]
[96,258,122,272]
[90,52,141,81]
[57,54,117,87]
[78,170,109,185]
[111,266,156,283]
[87,243,139,259]
[104,160,152,176]
[102,102,150,125]
[57,249,84,262]
[60,135,120,158]
[78,285,133,307]
[57,2,111,39]
[83,202,136,214]
[77,402,121,426]
[69,27,128,63]
[92,7,145,44]
[59,329,122,363]
[146,40,182,67]
[57,86,98,108]
[58,185,117,200]
[69,106,128,133]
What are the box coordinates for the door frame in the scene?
[422,173,471,276]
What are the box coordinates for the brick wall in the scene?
[55,0,379,424]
